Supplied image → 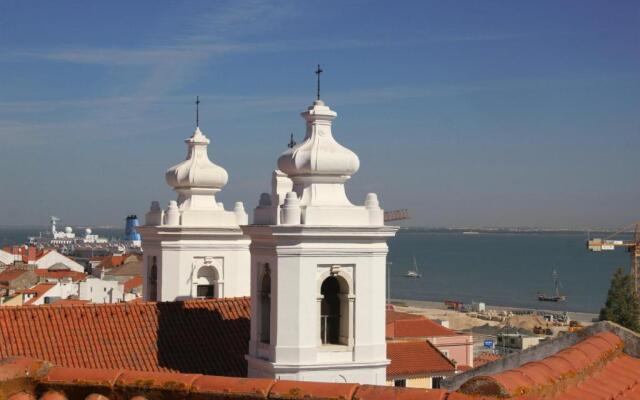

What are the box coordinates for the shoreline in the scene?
[390,298,598,324]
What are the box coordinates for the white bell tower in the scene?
[139,98,250,301]
[244,74,397,384]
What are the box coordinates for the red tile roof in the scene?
[387,340,455,378]
[0,297,251,377]
[0,329,639,399]
[48,299,89,306]
[123,276,143,291]
[387,310,425,323]
[0,269,29,283]
[386,311,457,338]
[22,282,56,305]
[34,269,87,282]
[0,357,444,400]
[474,352,503,368]
[97,255,127,269]
[458,331,638,399]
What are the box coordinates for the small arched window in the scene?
[260,265,271,344]
[196,266,218,298]
[321,276,348,345]
[148,256,158,301]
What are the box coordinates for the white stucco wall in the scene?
[78,277,123,303]
[245,225,397,385]
[139,228,250,302]
[0,249,13,265]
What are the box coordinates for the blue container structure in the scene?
[125,215,142,241]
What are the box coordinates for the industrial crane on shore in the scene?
[587,221,640,295]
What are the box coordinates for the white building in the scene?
[243,96,397,384]
[78,277,123,304]
[0,249,13,266]
[138,118,250,301]
[34,250,85,272]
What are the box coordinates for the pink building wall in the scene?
[429,334,474,368]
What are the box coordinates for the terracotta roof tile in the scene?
[7,392,35,400]
[354,385,448,399]
[34,270,86,282]
[0,269,29,283]
[386,310,425,323]
[47,299,89,306]
[387,317,457,339]
[97,255,132,270]
[0,297,251,376]
[387,340,455,378]
[191,375,274,398]
[0,357,452,400]
[269,380,359,399]
[123,276,142,291]
[42,366,123,387]
[474,352,502,368]
[459,331,631,399]
[22,282,56,305]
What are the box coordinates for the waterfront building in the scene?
[386,340,455,389]
[386,310,474,370]
[243,91,397,384]
[138,112,250,301]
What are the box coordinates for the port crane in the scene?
[587,221,640,295]
[384,209,410,222]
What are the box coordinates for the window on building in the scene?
[394,379,406,387]
[195,266,217,299]
[320,275,348,345]
[432,377,443,389]
[148,257,158,301]
[260,265,271,344]
[197,285,214,298]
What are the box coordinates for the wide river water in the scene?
[388,230,629,313]
[1,227,629,313]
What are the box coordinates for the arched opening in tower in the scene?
[321,276,342,345]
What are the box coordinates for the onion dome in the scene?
[277,100,359,181]
[165,127,228,192]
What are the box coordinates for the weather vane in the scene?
[288,133,296,148]
[195,96,200,127]
[315,64,323,100]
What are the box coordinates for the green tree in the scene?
[600,267,640,332]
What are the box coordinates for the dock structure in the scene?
[587,221,640,295]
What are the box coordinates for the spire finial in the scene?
[288,133,296,148]
[195,96,200,127]
[315,64,323,100]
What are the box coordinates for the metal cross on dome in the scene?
[315,64,323,100]
[195,96,200,127]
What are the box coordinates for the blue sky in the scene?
[0,0,638,229]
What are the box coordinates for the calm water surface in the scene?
[388,230,629,313]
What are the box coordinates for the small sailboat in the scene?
[538,269,566,302]
[405,255,422,278]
